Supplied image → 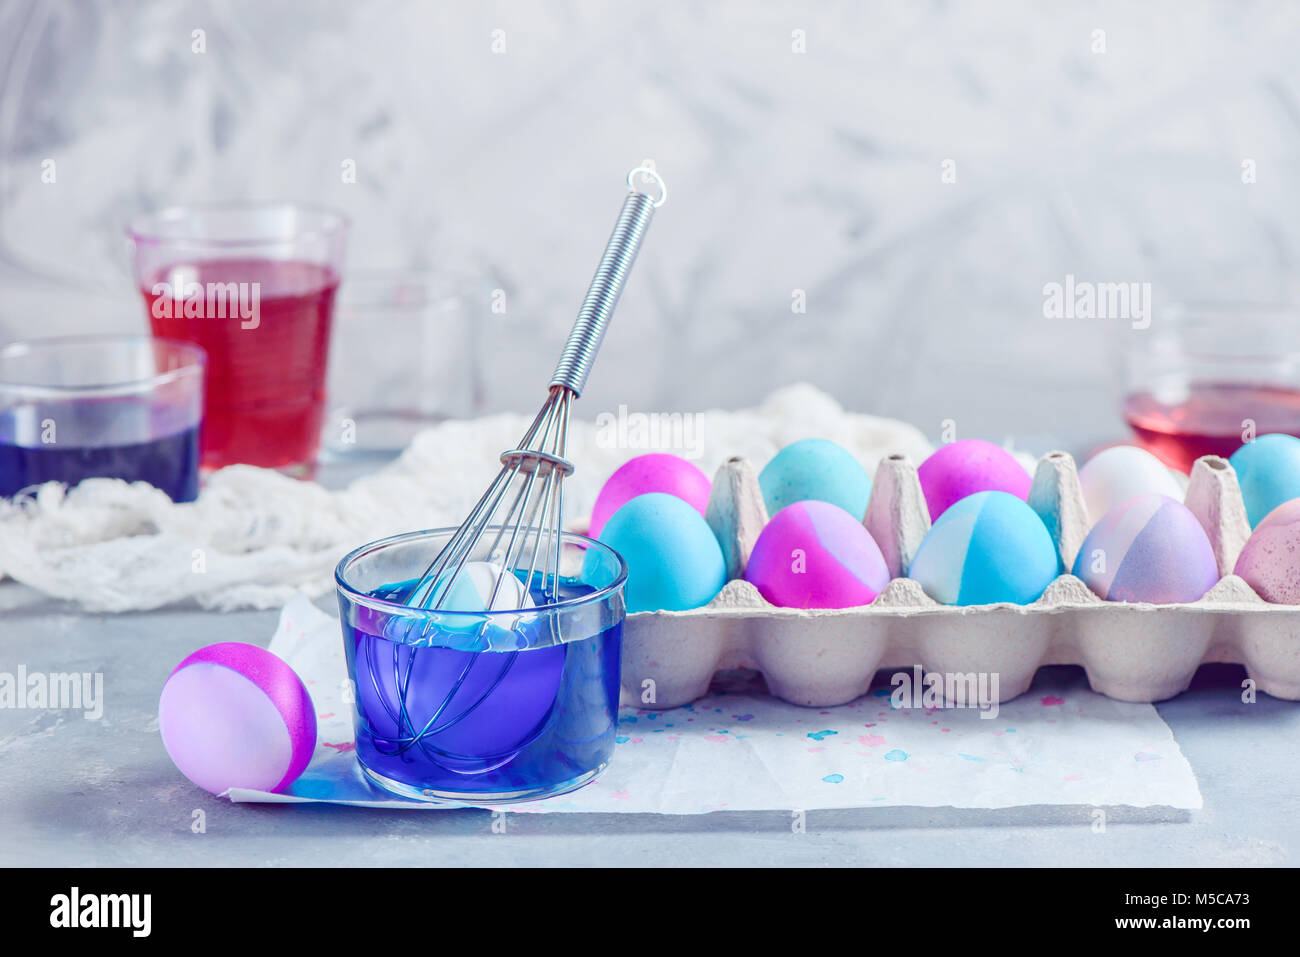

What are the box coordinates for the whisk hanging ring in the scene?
[627,166,668,207]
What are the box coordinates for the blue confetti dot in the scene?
[615,736,630,744]
[884,749,909,762]
[807,729,838,741]
[822,773,844,784]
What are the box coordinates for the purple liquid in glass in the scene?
[342,580,623,799]
[0,397,200,502]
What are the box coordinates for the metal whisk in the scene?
[406,166,667,614]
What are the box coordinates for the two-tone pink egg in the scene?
[159,642,317,795]
[744,500,889,608]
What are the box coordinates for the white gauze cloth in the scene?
[0,384,931,612]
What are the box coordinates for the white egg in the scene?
[1078,446,1185,525]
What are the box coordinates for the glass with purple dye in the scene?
[335,527,627,804]
[0,335,204,502]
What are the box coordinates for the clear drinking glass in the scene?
[1122,303,1300,471]
[0,335,205,502]
[335,527,627,804]
[322,271,478,459]
[126,203,348,477]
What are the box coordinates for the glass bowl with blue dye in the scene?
[334,527,627,804]
[0,335,205,502]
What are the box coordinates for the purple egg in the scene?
[159,642,317,795]
[745,500,890,608]
[588,453,712,539]
[917,439,1031,521]
[1234,498,1300,603]
[1071,494,1219,603]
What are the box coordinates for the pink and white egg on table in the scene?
[159,642,317,795]
[1071,494,1218,603]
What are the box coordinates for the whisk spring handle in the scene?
[549,168,666,396]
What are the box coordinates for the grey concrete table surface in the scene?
[2,590,1296,868]
[2,453,1298,868]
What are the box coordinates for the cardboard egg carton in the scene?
[617,451,1300,709]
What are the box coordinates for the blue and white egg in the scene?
[908,491,1058,606]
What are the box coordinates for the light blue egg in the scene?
[909,490,1058,606]
[598,492,727,613]
[1228,433,1300,528]
[758,438,872,519]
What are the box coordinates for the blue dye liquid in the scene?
[342,580,623,801]
[0,398,200,503]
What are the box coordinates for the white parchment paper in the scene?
[225,594,1203,813]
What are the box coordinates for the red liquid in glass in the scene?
[1124,382,1300,471]
[143,259,339,473]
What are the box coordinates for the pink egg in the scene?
[588,453,711,538]
[159,642,317,795]
[918,439,1031,521]
[744,500,890,608]
[1234,498,1300,603]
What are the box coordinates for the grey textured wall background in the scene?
[2,0,1299,447]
